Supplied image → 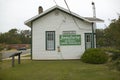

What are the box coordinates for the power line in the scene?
[53,0,58,5]
[63,0,81,30]
[64,0,71,13]
[64,0,93,31]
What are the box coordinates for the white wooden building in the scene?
[25,6,103,60]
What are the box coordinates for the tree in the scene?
[0,28,31,44]
[20,30,31,44]
[104,17,120,49]
[96,17,120,49]
[96,29,105,47]
[7,29,21,44]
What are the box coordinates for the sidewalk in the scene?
[2,53,31,60]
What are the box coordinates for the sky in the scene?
[0,0,120,33]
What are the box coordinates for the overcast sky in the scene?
[0,0,120,33]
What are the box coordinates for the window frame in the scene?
[46,31,55,51]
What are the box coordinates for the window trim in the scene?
[62,31,76,35]
[85,33,95,49]
[45,31,55,51]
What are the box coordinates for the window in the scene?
[86,35,91,42]
[46,31,55,50]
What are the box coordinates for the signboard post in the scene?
[60,35,81,45]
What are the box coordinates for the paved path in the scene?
[2,49,30,59]
[2,53,31,60]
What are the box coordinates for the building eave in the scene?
[84,17,104,23]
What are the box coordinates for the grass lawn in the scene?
[0,60,120,80]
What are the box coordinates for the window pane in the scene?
[86,35,91,42]
[46,31,55,50]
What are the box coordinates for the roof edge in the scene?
[24,5,104,27]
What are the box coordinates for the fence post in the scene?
[10,52,22,67]
[18,53,20,64]
[12,56,15,67]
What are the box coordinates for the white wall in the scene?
[32,9,92,60]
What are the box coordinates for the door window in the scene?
[85,33,92,49]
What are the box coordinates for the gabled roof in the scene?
[25,5,104,27]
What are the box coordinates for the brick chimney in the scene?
[38,6,43,14]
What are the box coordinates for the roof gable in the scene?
[25,5,103,27]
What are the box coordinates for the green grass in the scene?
[0,60,120,80]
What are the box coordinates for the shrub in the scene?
[0,44,6,62]
[111,51,120,61]
[107,49,120,71]
[0,45,3,62]
[81,48,108,64]
[0,46,4,51]
[0,52,2,62]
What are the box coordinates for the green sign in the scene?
[60,35,81,45]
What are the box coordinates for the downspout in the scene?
[31,22,33,60]
[92,22,94,48]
